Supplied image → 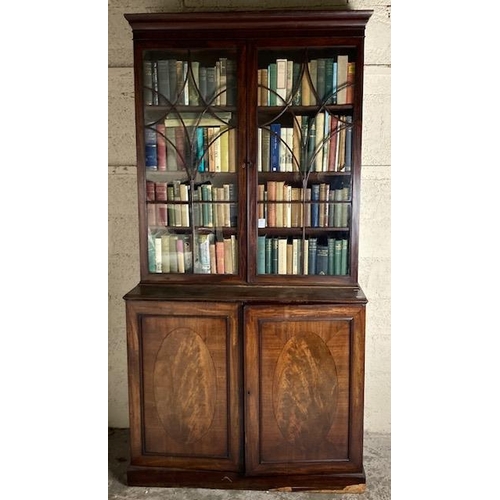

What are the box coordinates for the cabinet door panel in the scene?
[244,304,365,475]
[127,301,242,471]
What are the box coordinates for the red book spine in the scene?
[155,181,167,201]
[146,181,156,201]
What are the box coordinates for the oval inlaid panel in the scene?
[273,332,338,446]
[153,328,216,444]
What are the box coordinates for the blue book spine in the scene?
[311,184,320,227]
[270,123,281,172]
[196,127,206,172]
[145,127,158,169]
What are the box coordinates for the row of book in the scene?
[257,56,354,107]
[149,231,238,274]
[257,236,349,276]
[147,182,237,229]
[143,57,236,107]
[258,182,350,228]
[258,114,352,172]
[145,114,236,172]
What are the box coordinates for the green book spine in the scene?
[271,237,279,274]
[268,63,277,106]
[147,230,156,273]
[316,58,326,102]
[143,60,153,105]
[157,60,170,105]
[257,236,266,274]
[292,61,301,105]
[265,237,272,274]
[327,237,335,275]
[334,239,342,275]
[341,239,349,275]
[324,58,334,104]
[316,244,328,275]
[308,237,317,275]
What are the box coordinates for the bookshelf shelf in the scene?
[123,8,372,492]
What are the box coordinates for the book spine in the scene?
[144,128,157,170]
[311,184,320,228]
[270,123,281,172]
[157,60,170,105]
[143,60,153,106]
[156,123,167,171]
[257,236,266,274]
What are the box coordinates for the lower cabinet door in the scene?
[244,304,366,476]
[126,300,242,472]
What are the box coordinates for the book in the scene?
[261,127,270,172]
[344,115,353,172]
[161,234,171,273]
[257,236,266,274]
[188,61,200,106]
[307,237,317,275]
[328,115,339,171]
[308,59,317,104]
[180,184,190,227]
[226,59,236,105]
[268,63,277,106]
[336,55,348,105]
[316,58,326,101]
[147,230,156,272]
[277,238,287,275]
[197,234,212,274]
[267,180,276,227]
[316,244,329,275]
[340,239,349,275]
[143,60,154,106]
[154,235,163,272]
[276,58,287,104]
[292,62,301,105]
[156,123,167,171]
[215,240,225,274]
[206,66,216,104]
[327,238,335,275]
[301,62,312,106]
[334,239,342,275]
[269,123,281,172]
[156,203,167,226]
[311,184,320,227]
[199,66,207,103]
[265,237,272,274]
[314,112,325,172]
[346,62,355,104]
[275,180,285,227]
[144,127,158,169]
[157,60,170,105]
[146,181,156,202]
[151,61,159,105]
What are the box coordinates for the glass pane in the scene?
[143,48,238,275]
[255,47,355,277]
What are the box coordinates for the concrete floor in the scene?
[108,429,390,499]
